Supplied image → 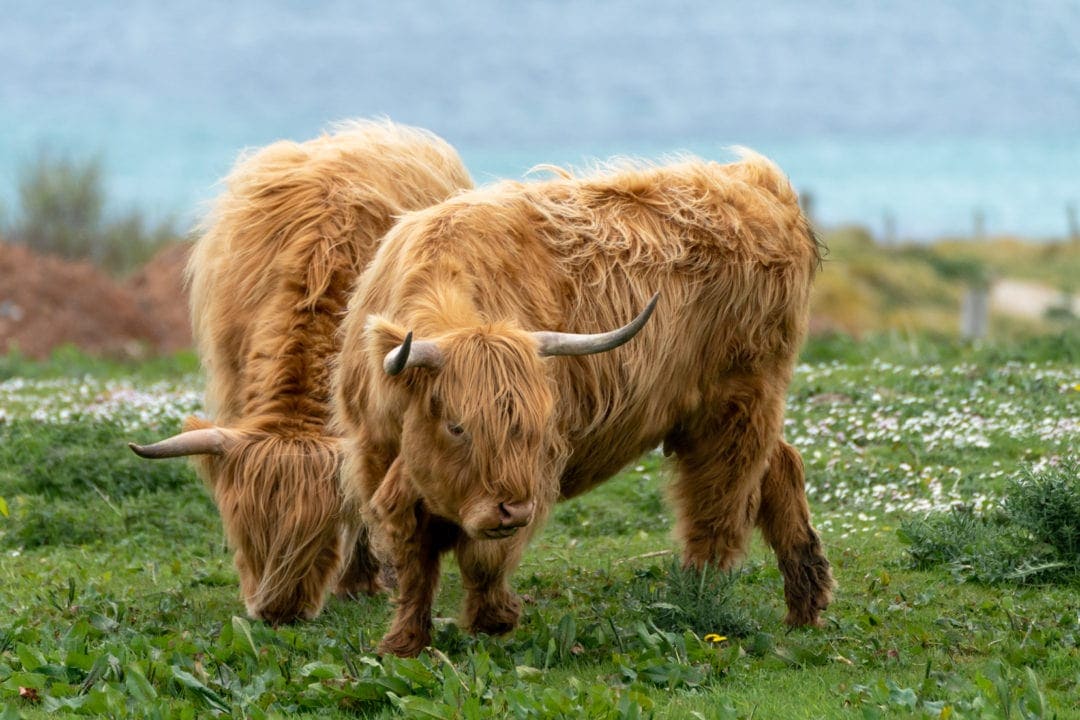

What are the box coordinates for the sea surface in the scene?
[2,0,1079,239]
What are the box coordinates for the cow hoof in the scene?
[783,610,825,628]
[469,616,519,636]
[466,593,522,636]
[334,577,380,598]
[377,629,430,658]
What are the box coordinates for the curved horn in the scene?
[533,292,659,357]
[128,427,238,459]
[383,332,445,376]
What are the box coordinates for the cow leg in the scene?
[334,519,387,597]
[378,517,446,657]
[368,460,457,657]
[757,440,833,627]
[671,372,783,573]
[336,437,400,597]
[455,533,530,636]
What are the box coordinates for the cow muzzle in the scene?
[478,499,535,539]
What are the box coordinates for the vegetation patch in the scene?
[4,151,178,277]
[623,560,755,638]
[901,459,1080,583]
[1,337,1078,717]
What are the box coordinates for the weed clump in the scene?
[1002,462,1080,561]
[900,459,1080,583]
[625,559,755,637]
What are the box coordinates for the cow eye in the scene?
[446,422,466,437]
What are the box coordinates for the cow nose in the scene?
[498,500,534,529]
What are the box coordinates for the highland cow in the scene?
[333,150,834,656]
[129,120,472,623]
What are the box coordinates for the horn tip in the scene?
[383,330,415,376]
[128,442,151,458]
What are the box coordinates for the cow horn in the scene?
[128,427,239,459]
[533,293,659,357]
[383,331,445,376]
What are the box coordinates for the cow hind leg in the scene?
[671,373,781,573]
[455,533,529,636]
[757,440,833,627]
[334,520,390,598]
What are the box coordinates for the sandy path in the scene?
[991,279,1078,320]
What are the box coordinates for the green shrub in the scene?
[1003,460,1080,561]
[900,459,1080,583]
[6,150,180,275]
[13,150,105,261]
[899,505,1038,583]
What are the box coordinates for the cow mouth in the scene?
[480,527,520,540]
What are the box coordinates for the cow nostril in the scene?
[498,500,534,528]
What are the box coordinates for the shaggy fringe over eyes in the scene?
[431,325,567,500]
[212,435,343,617]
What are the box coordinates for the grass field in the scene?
[0,336,1077,718]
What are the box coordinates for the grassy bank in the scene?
[810,227,1080,339]
[1,337,1077,718]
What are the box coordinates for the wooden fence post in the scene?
[960,283,989,340]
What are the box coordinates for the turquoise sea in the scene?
[2,0,1079,239]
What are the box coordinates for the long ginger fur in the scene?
[334,149,833,655]
[186,120,471,623]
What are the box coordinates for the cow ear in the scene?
[365,315,408,362]
[182,414,215,432]
[364,315,426,390]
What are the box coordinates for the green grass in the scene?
[1,338,1078,718]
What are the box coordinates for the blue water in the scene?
[2,0,1079,239]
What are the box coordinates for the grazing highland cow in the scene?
[129,121,472,624]
[333,149,834,657]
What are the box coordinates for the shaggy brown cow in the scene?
[129,120,472,623]
[333,150,834,656]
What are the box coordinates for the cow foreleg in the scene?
[455,532,530,636]
[334,440,399,595]
[379,520,444,657]
[757,440,833,627]
[369,461,455,657]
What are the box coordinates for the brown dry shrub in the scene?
[124,241,193,353]
[0,241,157,359]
